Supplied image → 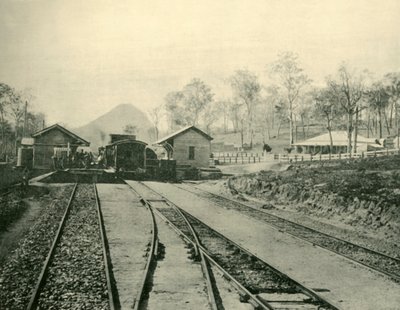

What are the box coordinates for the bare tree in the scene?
[366,82,390,138]
[256,85,281,142]
[8,90,26,155]
[327,64,366,154]
[164,91,185,131]
[227,101,241,133]
[269,52,311,146]
[201,103,219,135]
[0,83,12,156]
[216,99,231,133]
[313,88,342,153]
[230,70,261,148]
[384,72,400,147]
[147,105,163,140]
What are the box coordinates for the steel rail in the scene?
[137,181,340,310]
[176,183,400,282]
[94,183,117,310]
[124,180,219,310]
[152,204,269,310]
[26,183,78,310]
[179,208,340,310]
[170,201,219,310]
[122,180,158,310]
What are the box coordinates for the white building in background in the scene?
[293,131,383,154]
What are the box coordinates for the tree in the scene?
[230,70,261,148]
[182,78,214,125]
[164,79,213,132]
[296,93,313,141]
[384,72,400,147]
[269,52,311,146]
[313,88,342,153]
[8,89,25,155]
[256,85,281,142]
[164,91,185,131]
[216,99,231,133]
[366,82,390,138]
[147,105,163,140]
[26,111,45,135]
[201,103,219,135]
[327,64,366,154]
[0,83,12,156]
[228,100,243,133]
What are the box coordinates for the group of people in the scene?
[52,149,94,170]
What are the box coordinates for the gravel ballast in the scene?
[0,185,74,310]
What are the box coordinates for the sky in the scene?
[0,0,399,127]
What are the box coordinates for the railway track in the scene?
[123,180,217,310]
[129,181,339,310]
[26,183,116,310]
[175,183,400,283]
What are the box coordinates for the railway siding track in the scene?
[27,183,114,310]
[0,185,76,310]
[176,183,400,282]
[136,181,339,310]
[123,180,216,310]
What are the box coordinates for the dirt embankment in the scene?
[227,159,400,242]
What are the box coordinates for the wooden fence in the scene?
[210,148,400,165]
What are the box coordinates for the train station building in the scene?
[156,125,213,168]
[21,123,90,169]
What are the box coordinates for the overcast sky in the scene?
[1,0,399,127]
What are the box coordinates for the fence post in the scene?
[339,153,341,160]
[248,156,250,163]
[258,157,260,162]
[310,154,312,161]
[242,157,244,164]
[235,157,237,163]
[362,152,364,159]
[387,148,389,156]
[253,157,255,163]
[229,157,231,163]
[319,153,322,161]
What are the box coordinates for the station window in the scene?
[189,146,195,160]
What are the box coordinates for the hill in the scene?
[74,104,155,151]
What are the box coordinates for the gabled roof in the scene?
[32,123,90,146]
[156,125,213,144]
[293,131,376,146]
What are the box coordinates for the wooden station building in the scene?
[156,125,213,168]
[20,124,90,169]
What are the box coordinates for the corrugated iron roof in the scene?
[293,131,376,146]
[156,125,213,144]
